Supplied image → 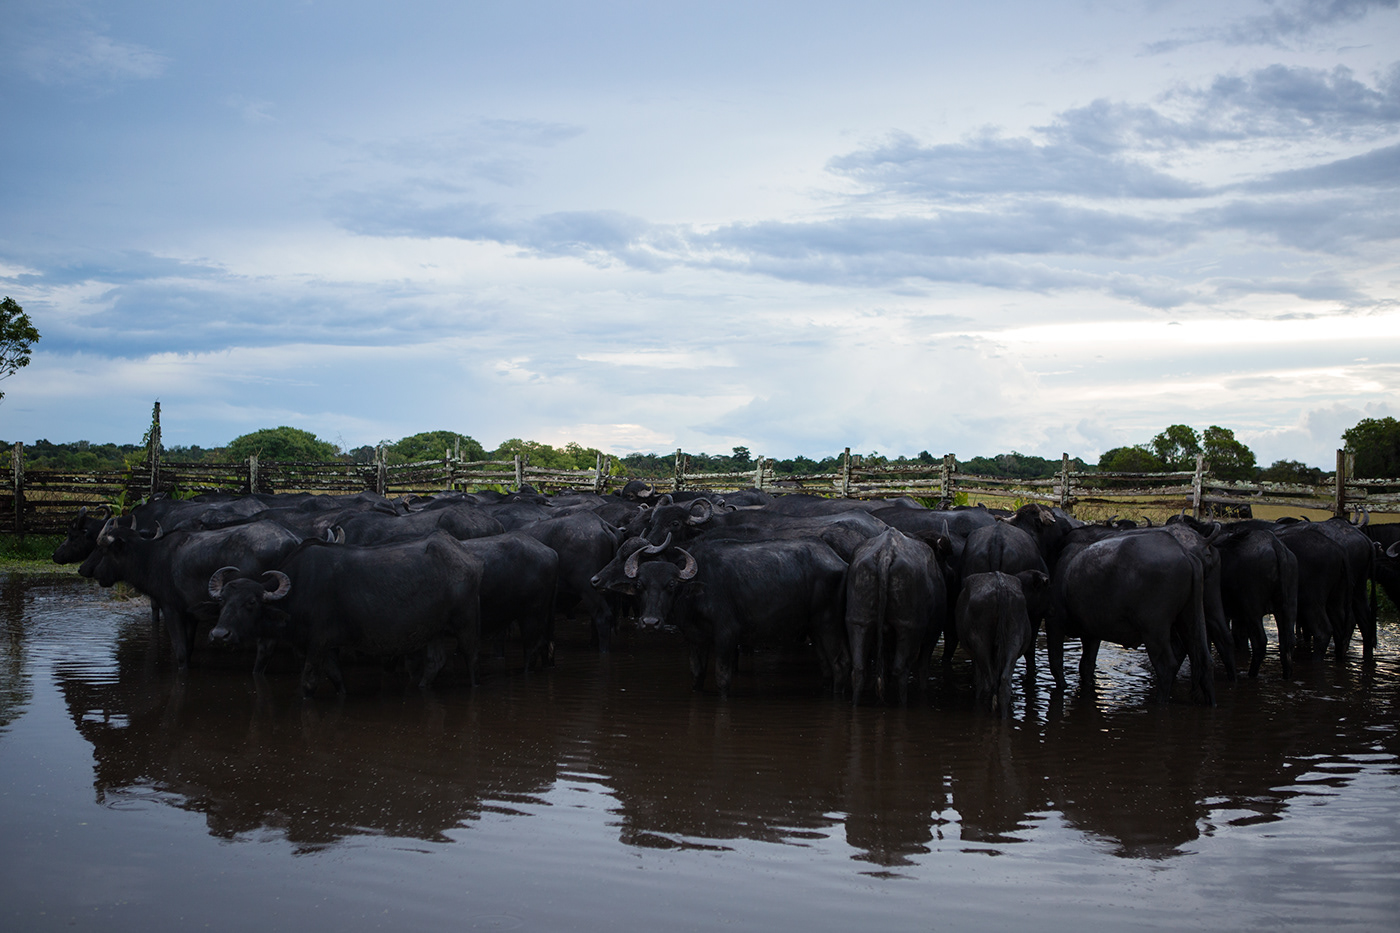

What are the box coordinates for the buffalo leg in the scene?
[688,645,709,691]
[1077,638,1101,688]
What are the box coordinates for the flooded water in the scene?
[2,571,1398,932]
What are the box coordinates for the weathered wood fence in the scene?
[5,405,1397,535]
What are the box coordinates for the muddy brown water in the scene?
[1,573,1397,932]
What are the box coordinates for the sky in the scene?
[2,0,1398,469]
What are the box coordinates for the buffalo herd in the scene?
[54,480,1399,715]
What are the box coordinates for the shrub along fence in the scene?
[5,404,1397,536]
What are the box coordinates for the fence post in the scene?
[673,448,684,492]
[514,453,524,492]
[1192,454,1205,519]
[841,448,852,498]
[1060,452,1071,511]
[941,453,955,504]
[754,456,765,492]
[12,442,23,536]
[1334,449,1347,517]
[596,455,611,495]
[148,401,161,498]
[375,445,387,497]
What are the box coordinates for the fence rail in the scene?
[6,404,1397,535]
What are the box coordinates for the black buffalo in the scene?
[845,528,948,704]
[594,536,849,697]
[1048,531,1215,705]
[207,531,484,695]
[956,570,1049,717]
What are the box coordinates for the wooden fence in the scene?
[5,405,1397,535]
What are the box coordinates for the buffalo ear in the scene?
[1017,569,1050,592]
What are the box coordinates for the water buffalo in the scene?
[207,531,484,695]
[956,570,1049,717]
[84,517,303,669]
[594,536,849,697]
[845,529,948,704]
[1048,531,1215,705]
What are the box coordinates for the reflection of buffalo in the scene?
[46,585,1400,865]
[55,615,561,849]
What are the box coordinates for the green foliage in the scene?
[223,426,340,463]
[1151,424,1202,471]
[0,533,64,563]
[1343,416,1400,479]
[962,451,1086,479]
[1261,459,1326,485]
[7,439,143,471]
[1202,425,1258,481]
[1098,446,1166,472]
[164,444,219,463]
[387,431,487,465]
[0,297,40,402]
[490,438,608,471]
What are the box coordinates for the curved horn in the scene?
[1355,507,1370,527]
[624,546,646,579]
[656,494,673,507]
[208,565,242,599]
[1387,541,1399,559]
[261,571,291,601]
[638,483,656,499]
[644,531,673,555]
[97,516,118,545]
[675,547,698,581]
[687,498,713,525]
[149,521,165,540]
[1203,521,1224,545]
[325,525,345,544]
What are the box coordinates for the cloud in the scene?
[1048,63,1400,152]
[1204,189,1400,253]
[827,131,1204,199]
[1143,0,1399,54]
[226,95,276,124]
[16,30,167,85]
[1246,141,1400,190]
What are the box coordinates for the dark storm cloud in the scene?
[1144,0,1399,54]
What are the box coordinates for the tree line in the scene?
[1098,420,1400,483]
[6,418,1399,481]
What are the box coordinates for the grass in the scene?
[0,534,78,574]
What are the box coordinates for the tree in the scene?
[387,431,487,465]
[1150,424,1201,471]
[1098,446,1165,472]
[1262,460,1325,485]
[0,297,40,402]
[224,426,340,462]
[1343,416,1400,479]
[1202,425,1257,481]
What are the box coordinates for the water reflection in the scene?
[26,575,1400,869]
[0,574,32,729]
